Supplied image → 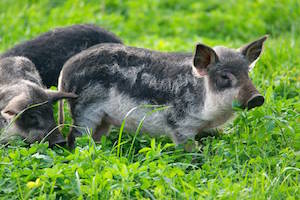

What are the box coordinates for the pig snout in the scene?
[47,128,66,147]
[238,80,264,110]
[246,93,264,110]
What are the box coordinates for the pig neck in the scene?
[0,58,43,87]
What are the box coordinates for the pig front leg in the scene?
[195,128,221,142]
[168,128,198,152]
[92,118,111,142]
[67,126,82,149]
[169,128,221,152]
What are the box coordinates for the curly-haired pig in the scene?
[58,36,267,147]
[0,24,122,87]
[0,57,77,146]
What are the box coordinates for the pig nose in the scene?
[246,94,264,110]
[49,139,66,148]
[48,129,66,147]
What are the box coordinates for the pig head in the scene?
[194,36,267,113]
[0,57,77,146]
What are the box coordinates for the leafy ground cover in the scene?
[0,0,299,199]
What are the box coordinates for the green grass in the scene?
[0,0,299,199]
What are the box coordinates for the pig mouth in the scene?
[24,132,43,144]
[24,127,66,147]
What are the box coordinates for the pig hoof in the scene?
[184,140,196,152]
[195,129,221,142]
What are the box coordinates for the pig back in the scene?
[0,24,123,87]
[59,43,205,109]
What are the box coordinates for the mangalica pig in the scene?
[0,57,77,146]
[0,24,122,87]
[58,36,267,148]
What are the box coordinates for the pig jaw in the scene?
[0,123,42,144]
[200,77,239,128]
[200,76,264,130]
[1,123,66,146]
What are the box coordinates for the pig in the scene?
[58,36,267,148]
[0,24,122,146]
[0,24,123,87]
[0,57,77,146]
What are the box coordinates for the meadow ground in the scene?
[0,0,299,199]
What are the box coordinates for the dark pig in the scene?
[0,24,122,87]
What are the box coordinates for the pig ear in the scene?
[1,108,18,120]
[1,93,30,120]
[239,35,268,68]
[46,90,78,102]
[193,43,219,76]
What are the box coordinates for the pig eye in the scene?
[221,74,230,80]
[25,114,39,126]
[217,73,232,89]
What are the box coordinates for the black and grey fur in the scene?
[0,24,123,87]
[58,36,267,147]
[0,57,77,146]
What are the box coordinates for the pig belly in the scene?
[102,89,168,136]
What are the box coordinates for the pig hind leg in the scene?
[67,104,107,148]
[67,117,105,148]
